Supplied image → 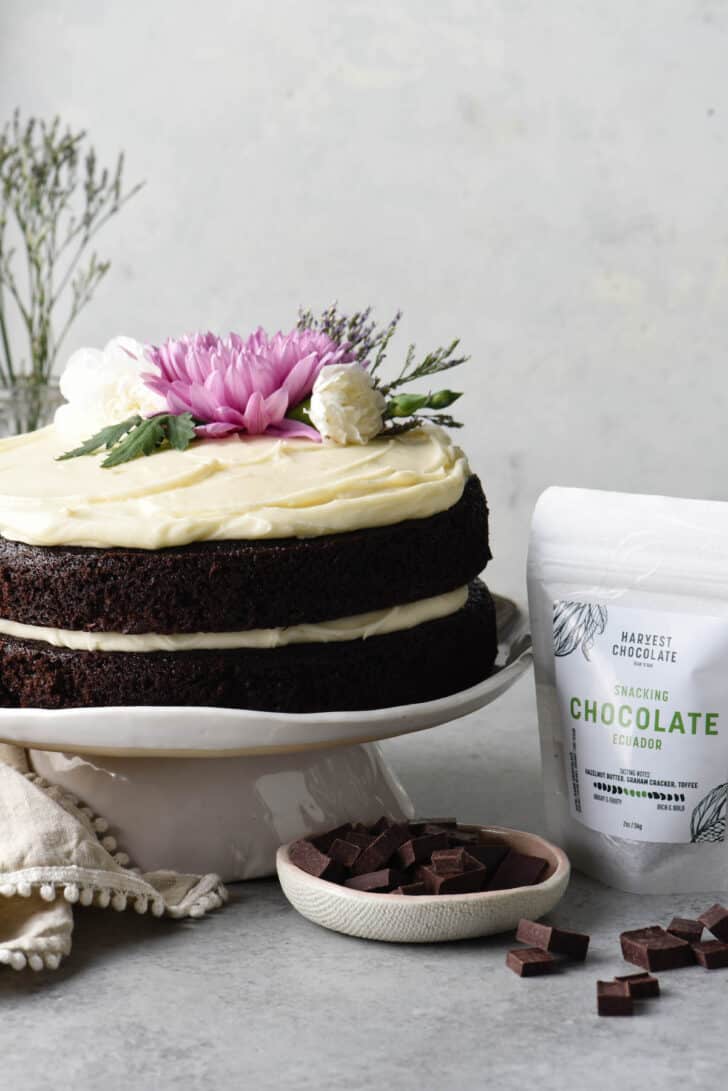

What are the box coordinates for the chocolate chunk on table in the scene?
[666,917,703,944]
[344,869,404,893]
[351,825,410,875]
[397,832,450,869]
[506,948,558,977]
[288,839,339,880]
[692,940,728,969]
[418,864,488,895]
[516,918,590,961]
[487,851,548,891]
[597,981,634,1017]
[620,926,694,971]
[328,838,362,870]
[698,904,728,942]
[614,972,660,998]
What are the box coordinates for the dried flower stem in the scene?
[0,110,142,424]
[298,302,469,429]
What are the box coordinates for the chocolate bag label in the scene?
[553,600,728,845]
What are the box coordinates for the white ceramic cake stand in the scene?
[13,597,531,881]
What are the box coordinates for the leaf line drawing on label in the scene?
[553,602,608,661]
[691,783,728,843]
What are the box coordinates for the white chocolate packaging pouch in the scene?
[528,487,728,894]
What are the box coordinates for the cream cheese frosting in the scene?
[0,586,468,652]
[0,424,469,549]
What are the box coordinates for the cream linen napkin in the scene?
[0,744,228,971]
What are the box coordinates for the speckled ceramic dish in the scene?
[276,825,570,943]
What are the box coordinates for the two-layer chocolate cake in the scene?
[0,316,497,712]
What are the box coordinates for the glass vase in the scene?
[0,378,62,437]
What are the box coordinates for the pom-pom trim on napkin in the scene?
[0,770,228,971]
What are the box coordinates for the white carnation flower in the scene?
[54,336,165,444]
[309,364,385,445]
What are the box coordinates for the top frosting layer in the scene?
[0,425,469,549]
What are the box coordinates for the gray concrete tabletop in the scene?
[2,671,724,1090]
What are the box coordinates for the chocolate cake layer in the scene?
[0,581,498,713]
[0,476,489,634]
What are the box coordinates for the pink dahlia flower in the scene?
[142,328,356,439]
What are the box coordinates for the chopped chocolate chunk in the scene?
[506,948,558,977]
[438,849,484,875]
[620,926,695,972]
[465,843,509,871]
[614,972,660,998]
[292,818,554,899]
[666,917,703,944]
[446,828,480,845]
[344,869,404,893]
[692,940,728,969]
[461,850,487,870]
[417,864,488,895]
[487,851,548,891]
[430,847,470,874]
[343,830,376,849]
[328,839,362,870]
[351,824,410,875]
[311,824,352,853]
[392,882,427,896]
[422,823,460,838]
[698,904,728,942]
[288,839,339,880]
[597,980,633,1017]
[396,832,450,869]
[515,919,590,961]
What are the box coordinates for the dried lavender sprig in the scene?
[297,302,402,369]
[297,303,467,386]
[379,339,469,396]
[0,109,143,404]
[381,412,464,437]
[297,302,470,430]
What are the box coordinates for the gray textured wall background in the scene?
[2,1,727,600]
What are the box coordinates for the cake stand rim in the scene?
[0,599,531,758]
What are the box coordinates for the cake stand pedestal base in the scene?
[30,743,415,882]
[24,599,529,882]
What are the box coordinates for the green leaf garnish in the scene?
[166,412,198,452]
[57,412,198,468]
[385,390,462,419]
[56,416,142,460]
[286,397,313,426]
[101,417,170,467]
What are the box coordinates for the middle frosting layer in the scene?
[0,587,469,653]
